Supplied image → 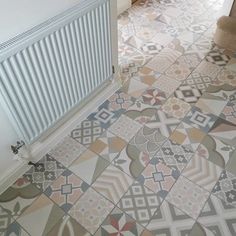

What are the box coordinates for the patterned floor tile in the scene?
[183,106,218,133]
[23,155,66,191]
[177,53,202,69]
[151,33,174,47]
[152,75,181,96]
[225,150,236,176]
[208,117,236,147]
[141,88,168,107]
[170,121,205,151]
[161,97,191,119]
[182,153,223,192]
[154,139,194,174]
[166,176,210,219]
[197,194,236,236]
[92,165,133,204]
[70,119,105,148]
[165,61,192,81]
[44,169,89,212]
[89,130,127,162]
[48,136,86,167]
[69,188,114,234]
[196,134,235,169]
[0,207,13,234]
[120,79,149,98]
[206,83,236,100]
[137,157,179,198]
[118,181,162,227]
[146,110,181,138]
[174,85,202,104]
[220,101,236,125]
[206,50,231,67]
[68,149,109,185]
[0,177,41,219]
[1,221,30,236]
[108,115,142,142]
[146,200,195,236]
[216,68,236,87]
[94,207,145,236]
[212,170,236,207]
[17,194,64,236]
[140,41,164,55]
[189,222,215,236]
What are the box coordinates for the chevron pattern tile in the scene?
[182,153,223,192]
[92,165,133,204]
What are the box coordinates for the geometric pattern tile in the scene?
[47,215,90,236]
[220,101,236,125]
[44,169,89,212]
[161,97,191,119]
[183,106,218,133]
[170,121,206,151]
[1,221,30,236]
[212,170,236,207]
[48,136,86,167]
[69,188,114,234]
[118,181,162,227]
[205,50,231,67]
[92,165,133,204]
[146,200,195,236]
[146,110,181,138]
[94,207,145,236]
[89,130,127,162]
[166,176,210,219]
[196,134,236,169]
[108,115,142,142]
[16,194,65,236]
[68,149,110,185]
[216,68,236,87]
[141,88,168,107]
[23,154,66,191]
[174,85,202,104]
[206,83,236,100]
[208,117,236,147]
[0,177,41,219]
[189,222,216,236]
[155,139,194,174]
[0,207,13,234]
[70,119,105,148]
[182,154,223,192]
[226,150,236,176]
[137,158,179,199]
[198,194,236,236]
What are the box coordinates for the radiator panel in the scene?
[0,0,112,143]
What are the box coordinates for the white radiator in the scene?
[0,0,113,144]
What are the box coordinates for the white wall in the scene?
[221,0,234,16]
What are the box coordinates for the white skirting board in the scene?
[117,0,131,15]
[0,79,120,195]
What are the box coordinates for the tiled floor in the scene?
[1,0,236,235]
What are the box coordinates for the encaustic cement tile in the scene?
[44,169,89,213]
[118,181,162,227]
[166,176,210,219]
[220,101,236,125]
[94,207,145,236]
[68,149,109,185]
[48,136,86,168]
[16,194,64,236]
[197,194,236,236]
[89,130,127,162]
[23,154,66,191]
[0,207,14,234]
[92,165,133,204]
[68,188,114,234]
[146,200,195,236]
[2,221,30,236]
[216,68,236,87]
[0,177,41,219]
[189,222,216,236]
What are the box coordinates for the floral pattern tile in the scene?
[216,68,236,87]
[89,130,127,162]
[170,121,205,151]
[212,170,236,207]
[137,157,179,199]
[0,177,41,219]
[206,83,236,100]
[44,169,89,212]
[94,207,145,236]
[23,155,66,191]
[69,188,114,234]
[68,149,109,185]
[17,194,65,236]
[108,115,142,142]
[161,97,191,119]
[220,101,236,125]
[141,88,168,107]
[154,139,194,174]
[118,181,162,227]
[146,200,195,236]
[48,136,86,167]
[183,106,218,133]
[166,176,210,219]
[92,165,133,204]
[0,207,13,234]
[1,221,30,236]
